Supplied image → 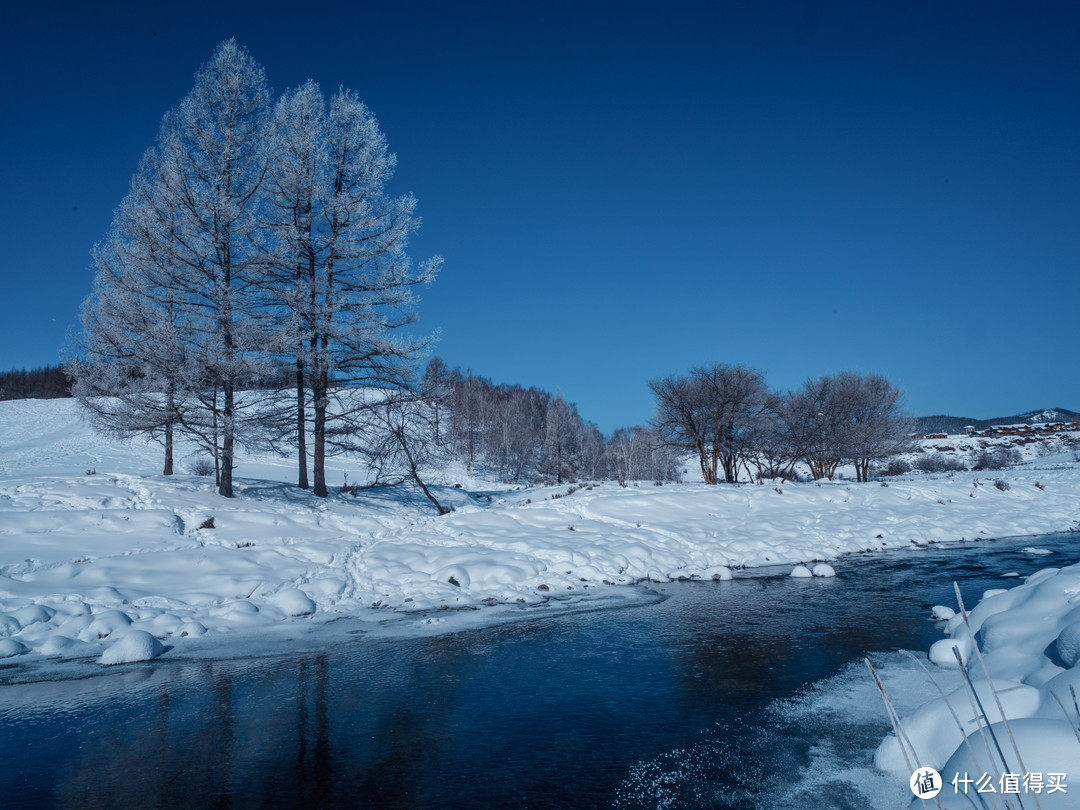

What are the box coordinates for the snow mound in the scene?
[928,637,969,667]
[99,629,165,665]
[811,563,836,577]
[930,605,955,621]
[13,604,55,627]
[39,635,92,657]
[82,609,133,640]
[790,565,813,578]
[1055,621,1080,667]
[875,679,1040,777]
[0,615,21,636]
[0,638,29,658]
[266,588,316,616]
[927,719,1078,809]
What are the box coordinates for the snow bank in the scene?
[874,559,1080,808]
[2,398,1079,671]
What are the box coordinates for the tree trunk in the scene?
[164,419,174,476]
[313,401,327,497]
[296,358,309,489]
[219,383,235,498]
[312,359,328,498]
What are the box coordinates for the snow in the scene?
[931,605,955,621]
[98,629,165,664]
[1,397,1079,675]
[874,557,1080,808]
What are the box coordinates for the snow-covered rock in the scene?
[811,563,836,577]
[13,604,55,627]
[790,565,813,578]
[0,638,29,658]
[39,635,92,657]
[178,621,207,638]
[266,588,316,616]
[81,610,133,640]
[928,637,969,667]
[0,615,21,636]
[880,559,1080,803]
[99,629,165,665]
[930,605,955,621]
[1055,621,1080,667]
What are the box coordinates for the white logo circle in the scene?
[910,767,942,798]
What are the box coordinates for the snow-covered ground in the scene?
[873,558,1080,809]
[1,398,1079,682]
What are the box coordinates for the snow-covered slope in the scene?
[1,398,1078,672]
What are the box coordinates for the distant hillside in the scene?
[917,408,1079,435]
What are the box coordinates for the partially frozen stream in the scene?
[1,532,1076,808]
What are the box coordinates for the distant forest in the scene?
[0,365,72,401]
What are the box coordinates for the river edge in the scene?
[3,529,1075,691]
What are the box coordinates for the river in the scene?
[1,532,1076,808]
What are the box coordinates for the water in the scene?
[1,533,1076,808]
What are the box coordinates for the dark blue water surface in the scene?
[1,533,1077,809]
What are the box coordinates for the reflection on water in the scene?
[1,533,1076,808]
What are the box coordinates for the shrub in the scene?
[994,478,1011,491]
[340,473,362,495]
[190,457,215,477]
[913,453,966,473]
[970,447,1022,471]
[878,458,912,477]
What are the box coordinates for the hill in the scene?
[917,408,1078,436]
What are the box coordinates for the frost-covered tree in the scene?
[263,82,440,497]
[68,40,282,496]
[66,161,194,476]
[154,39,280,497]
[263,80,326,490]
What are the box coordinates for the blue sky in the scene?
[2,1,1077,433]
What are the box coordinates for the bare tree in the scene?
[539,390,584,485]
[349,390,451,515]
[649,364,771,484]
[786,372,912,481]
